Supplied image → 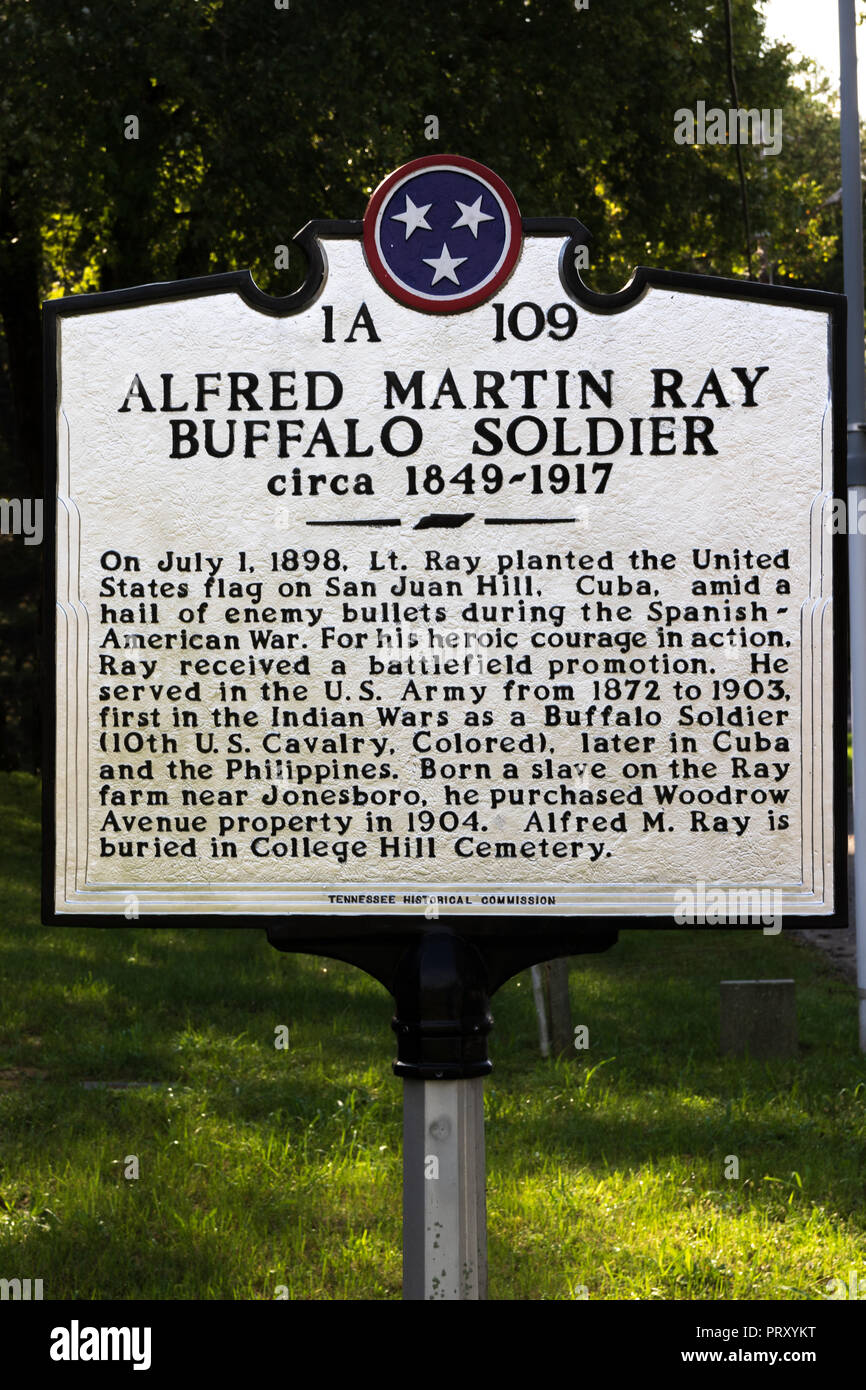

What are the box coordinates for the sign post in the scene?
[392,932,491,1301]
[45,155,848,1297]
[402,1075,487,1300]
[839,0,866,1051]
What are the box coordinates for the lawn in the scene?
[1,771,864,1300]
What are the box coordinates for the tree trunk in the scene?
[544,958,573,1057]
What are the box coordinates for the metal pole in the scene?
[392,932,492,1300]
[839,0,866,1050]
[402,1078,487,1300]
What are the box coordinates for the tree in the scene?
[0,0,855,767]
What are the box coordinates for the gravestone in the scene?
[720,978,798,1059]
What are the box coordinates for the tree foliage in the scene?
[0,0,857,766]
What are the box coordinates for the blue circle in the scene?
[378,168,507,298]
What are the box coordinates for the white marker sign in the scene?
[45,157,846,930]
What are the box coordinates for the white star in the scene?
[451,195,495,238]
[391,195,432,239]
[422,242,467,286]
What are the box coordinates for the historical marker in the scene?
[43,154,849,1302]
[44,156,847,953]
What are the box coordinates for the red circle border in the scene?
[362,155,522,315]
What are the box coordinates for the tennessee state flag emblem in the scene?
[363,154,522,313]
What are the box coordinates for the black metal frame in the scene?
[42,213,850,1001]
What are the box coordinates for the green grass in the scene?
[849,731,853,787]
[0,771,864,1300]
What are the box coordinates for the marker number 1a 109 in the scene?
[492,301,578,341]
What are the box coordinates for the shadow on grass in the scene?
[2,770,864,1292]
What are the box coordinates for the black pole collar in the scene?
[391,931,493,1080]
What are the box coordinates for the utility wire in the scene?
[724,0,754,277]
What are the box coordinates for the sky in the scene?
[760,0,865,107]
